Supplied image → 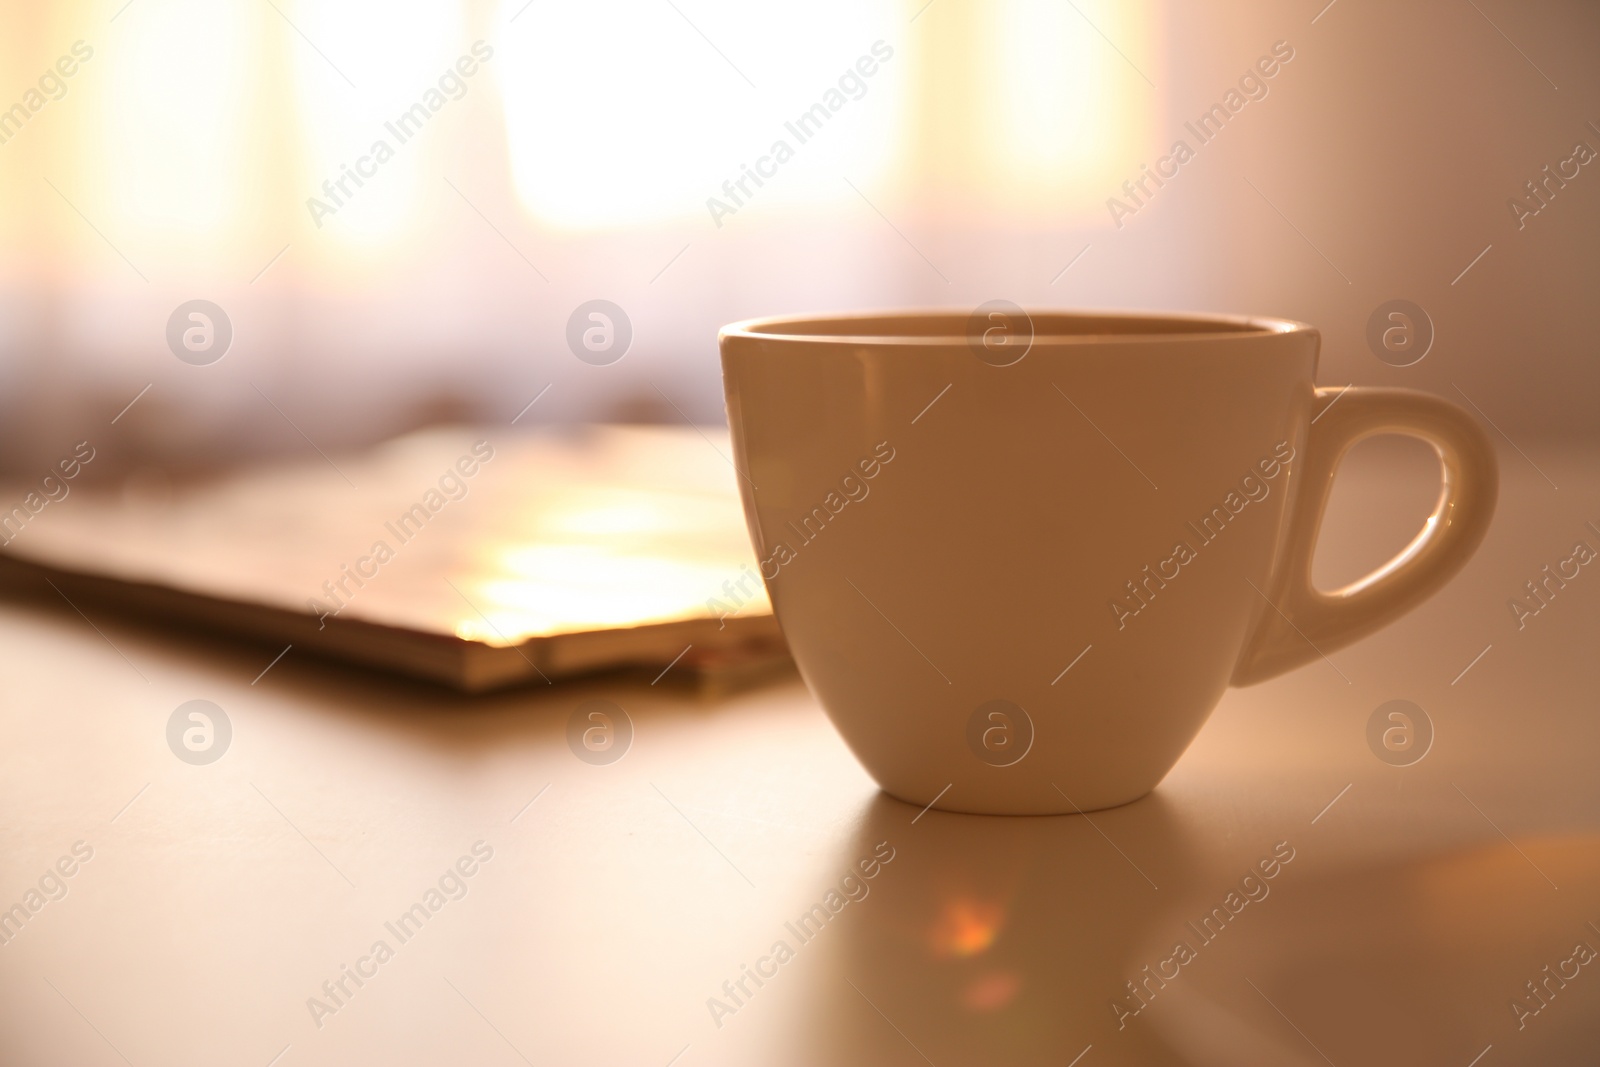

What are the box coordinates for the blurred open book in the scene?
[0,425,785,691]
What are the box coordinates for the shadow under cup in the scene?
[718,310,1495,815]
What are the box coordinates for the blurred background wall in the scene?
[0,0,1595,482]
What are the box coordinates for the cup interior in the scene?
[723,309,1306,346]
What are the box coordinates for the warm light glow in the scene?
[450,481,769,644]
[913,0,1156,218]
[961,969,1023,1011]
[462,546,762,640]
[928,895,1007,958]
[292,0,463,245]
[497,0,904,229]
[93,0,258,239]
[987,0,1143,173]
[16,0,1152,267]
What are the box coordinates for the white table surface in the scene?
[2,440,1597,1067]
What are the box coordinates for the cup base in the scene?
[878,783,1156,817]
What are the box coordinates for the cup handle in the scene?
[1231,387,1499,686]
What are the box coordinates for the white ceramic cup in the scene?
[720,309,1498,814]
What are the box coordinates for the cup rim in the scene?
[720,307,1314,346]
